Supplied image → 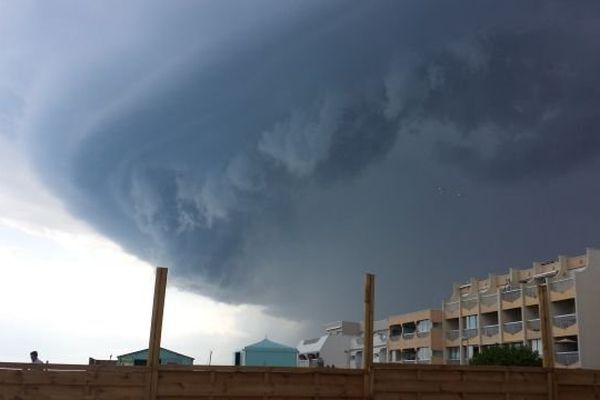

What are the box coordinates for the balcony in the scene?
[403,331,416,340]
[524,286,539,305]
[527,318,541,331]
[462,328,478,339]
[501,289,521,303]
[446,330,460,341]
[481,325,499,337]
[445,301,459,317]
[550,278,574,293]
[480,294,498,312]
[416,331,430,338]
[555,351,579,367]
[553,314,576,329]
[525,286,538,298]
[550,278,575,301]
[462,298,478,311]
[447,359,460,365]
[503,321,523,335]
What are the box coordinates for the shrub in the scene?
[469,344,542,367]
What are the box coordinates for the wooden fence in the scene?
[2,362,600,400]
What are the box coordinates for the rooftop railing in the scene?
[462,298,478,310]
[445,301,459,313]
[480,294,498,307]
[550,278,575,293]
[501,289,521,303]
[525,286,538,298]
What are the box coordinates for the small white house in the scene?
[297,321,360,368]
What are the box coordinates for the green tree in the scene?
[470,345,542,367]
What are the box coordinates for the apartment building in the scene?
[443,248,600,369]
[387,309,444,364]
[297,320,388,368]
[348,319,388,368]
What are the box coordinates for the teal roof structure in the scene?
[243,338,297,353]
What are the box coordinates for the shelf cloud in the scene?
[4,0,600,321]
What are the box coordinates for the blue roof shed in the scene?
[117,347,194,366]
[241,338,298,367]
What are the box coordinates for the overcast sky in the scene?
[2,0,600,364]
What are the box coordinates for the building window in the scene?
[379,348,387,362]
[463,315,478,329]
[530,339,542,357]
[447,347,460,360]
[416,319,432,333]
[417,347,431,360]
[464,345,479,360]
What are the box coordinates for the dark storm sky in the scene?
[5,0,600,323]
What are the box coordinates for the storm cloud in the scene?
[5,0,600,321]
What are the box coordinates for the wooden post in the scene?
[537,280,554,368]
[145,267,168,400]
[363,273,375,399]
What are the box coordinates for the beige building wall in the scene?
[574,248,600,369]
[387,309,443,364]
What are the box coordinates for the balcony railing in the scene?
[445,301,459,313]
[553,314,577,329]
[481,324,499,337]
[527,318,540,331]
[550,278,575,293]
[462,298,478,310]
[462,328,478,339]
[501,289,521,302]
[401,359,416,364]
[446,330,460,340]
[525,286,538,298]
[447,359,460,365]
[416,331,430,338]
[480,294,498,307]
[555,351,579,366]
[403,332,416,340]
[503,321,523,335]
